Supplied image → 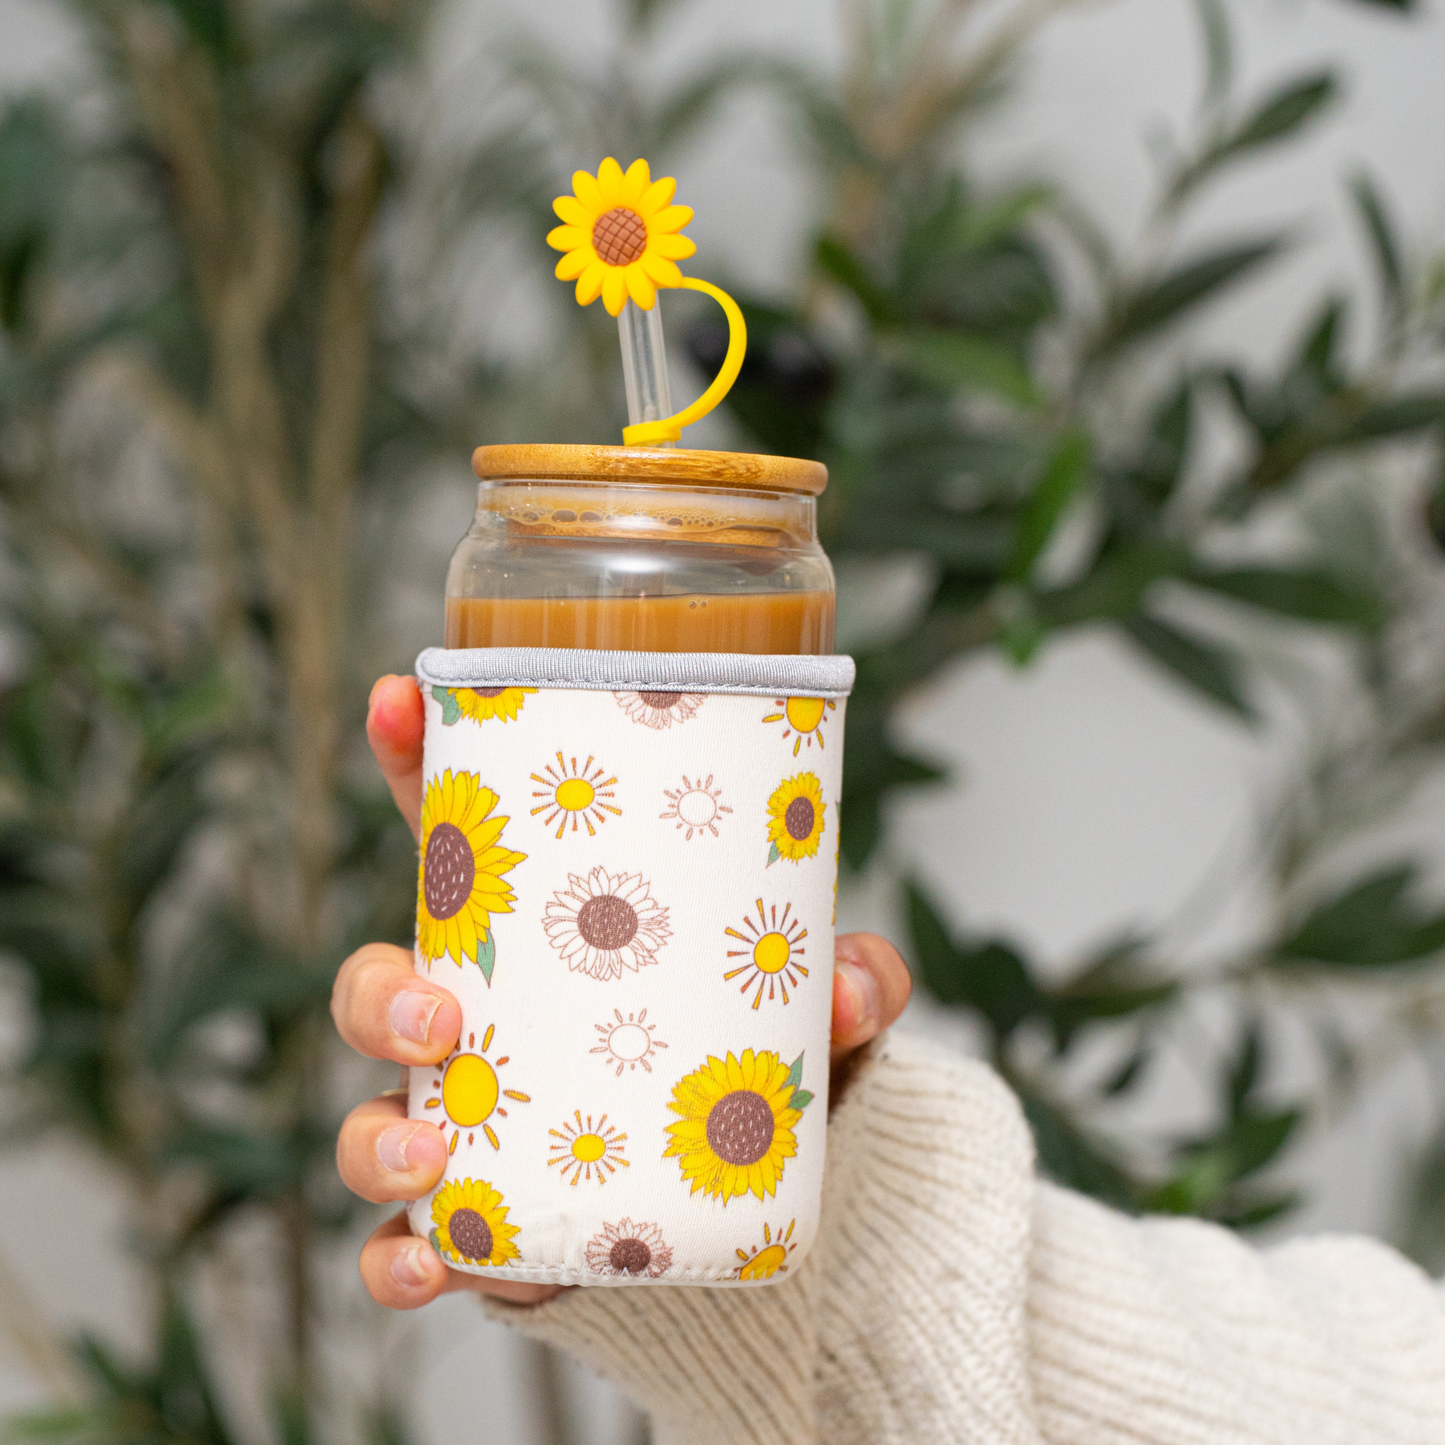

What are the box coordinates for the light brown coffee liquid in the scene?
[445,593,835,654]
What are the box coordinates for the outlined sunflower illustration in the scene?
[659,772,730,839]
[663,1049,812,1203]
[543,866,672,980]
[531,751,620,839]
[422,1024,530,1153]
[735,1219,797,1282]
[585,1219,673,1278]
[547,157,697,316]
[765,772,826,866]
[591,1008,667,1076]
[762,697,835,756]
[433,685,536,726]
[429,1178,520,1268]
[416,771,526,981]
[548,1110,628,1186]
[614,690,706,729]
[724,899,809,1010]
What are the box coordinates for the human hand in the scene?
[334,674,912,1311]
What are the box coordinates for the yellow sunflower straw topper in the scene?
[547,157,747,447]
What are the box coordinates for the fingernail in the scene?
[391,1243,431,1288]
[836,958,878,1036]
[376,1125,416,1173]
[390,990,441,1044]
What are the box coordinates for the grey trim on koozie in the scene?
[415,646,855,698]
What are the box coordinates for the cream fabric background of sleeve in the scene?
[407,682,846,1287]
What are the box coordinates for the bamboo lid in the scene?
[471,444,827,496]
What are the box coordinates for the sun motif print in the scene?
[735,1219,797,1281]
[591,1008,668,1076]
[429,1178,520,1268]
[433,685,536,726]
[416,770,526,982]
[762,697,835,756]
[659,773,730,840]
[724,899,808,1010]
[585,1219,673,1278]
[663,1049,812,1203]
[549,1110,628,1186]
[423,1025,530,1153]
[543,867,671,980]
[615,690,705,729]
[531,751,620,838]
[765,771,826,867]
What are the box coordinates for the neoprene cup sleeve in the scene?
[406,647,853,1287]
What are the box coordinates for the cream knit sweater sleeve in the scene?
[480,1031,1445,1445]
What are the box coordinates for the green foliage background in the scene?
[1,0,1444,1440]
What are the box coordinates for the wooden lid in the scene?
[471,444,827,496]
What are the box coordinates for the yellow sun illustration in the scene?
[663,1049,805,1203]
[660,773,731,840]
[725,899,809,1010]
[765,772,825,866]
[431,1177,520,1268]
[547,157,697,316]
[456,687,535,724]
[762,697,835,756]
[549,1110,629,1186]
[423,1024,531,1153]
[416,771,526,978]
[736,1219,797,1281]
[531,751,620,839]
[591,1008,668,1076]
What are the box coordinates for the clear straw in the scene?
[618,299,673,443]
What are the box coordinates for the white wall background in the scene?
[1,0,1443,1440]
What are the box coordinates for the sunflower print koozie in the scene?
[407,647,852,1287]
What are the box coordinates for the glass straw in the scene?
[618,299,673,444]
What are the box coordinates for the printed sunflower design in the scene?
[725,899,808,1011]
[544,867,672,980]
[735,1219,797,1282]
[546,157,696,317]
[416,771,526,981]
[430,1178,520,1268]
[663,1049,813,1203]
[531,751,620,839]
[585,1219,673,1278]
[549,1110,628,1186]
[432,685,536,726]
[762,697,836,756]
[765,772,826,867]
[659,772,730,839]
[422,1024,530,1154]
[615,690,706,729]
[833,804,842,925]
[591,1007,667,1077]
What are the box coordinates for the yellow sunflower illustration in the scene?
[430,1177,520,1268]
[663,1049,811,1203]
[433,685,536,726]
[735,1218,797,1282]
[416,770,526,981]
[765,772,825,866]
[546,157,697,316]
